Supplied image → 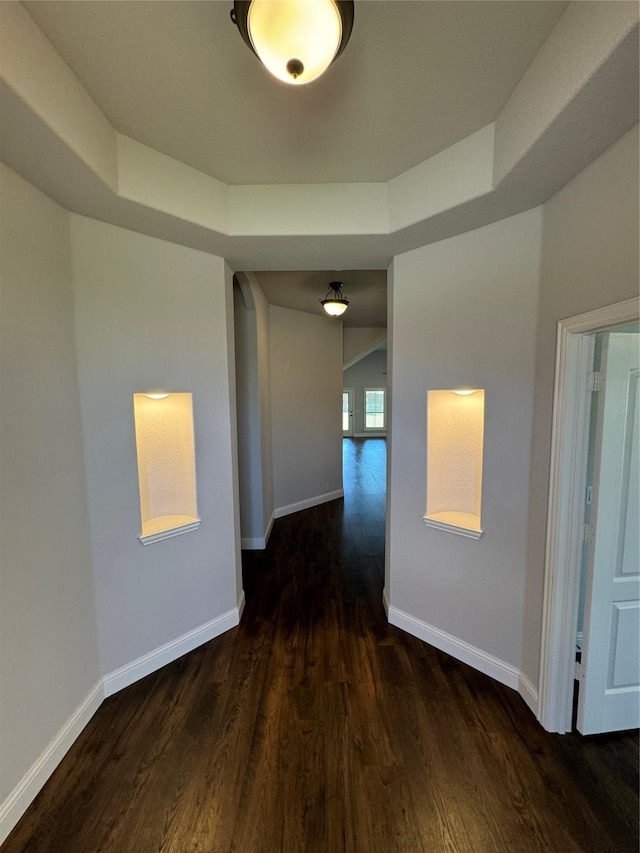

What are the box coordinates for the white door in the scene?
[342,388,353,436]
[578,331,640,734]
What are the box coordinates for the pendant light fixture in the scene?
[231,0,354,86]
[320,281,349,317]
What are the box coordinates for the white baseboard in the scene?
[387,605,520,690]
[0,679,104,845]
[241,511,275,550]
[274,489,344,519]
[264,511,274,545]
[241,536,265,549]
[518,672,539,716]
[382,586,390,617]
[1,607,242,844]
[103,607,241,697]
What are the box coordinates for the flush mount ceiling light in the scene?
[231,0,354,85]
[320,281,349,316]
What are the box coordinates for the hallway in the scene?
[4,439,638,852]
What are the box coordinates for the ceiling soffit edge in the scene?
[0,2,637,269]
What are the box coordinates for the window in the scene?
[364,388,385,430]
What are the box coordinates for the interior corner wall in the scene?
[343,349,388,435]
[234,281,266,545]
[521,123,640,687]
[269,305,343,515]
[250,277,275,536]
[0,165,100,807]
[387,207,542,671]
[70,214,240,678]
[224,262,244,605]
[233,273,275,547]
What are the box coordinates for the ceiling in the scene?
[23,1,568,186]
[4,2,637,319]
[252,269,387,327]
[18,0,569,325]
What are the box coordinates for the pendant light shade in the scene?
[232,0,354,85]
[320,281,349,317]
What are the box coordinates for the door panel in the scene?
[578,332,640,734]
[611,601,640,687]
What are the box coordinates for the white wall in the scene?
[387,207,542,675]
[269,306,343,515]
[521,124,640,686]
[343,349,388,436]
[0,166,100,810]
[70,215,241,679]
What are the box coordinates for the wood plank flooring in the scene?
[4,438,638,852]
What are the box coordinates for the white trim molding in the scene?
[388,605,519,690]
[264,511,275,546]
[274,489,344,520]
[241,537,265,549]
[139,518,201,546]
[382,587,390,617]
[103,608,241,697]
[0,606,244,843]
[538,297,639,733]
[0,680,104,845]
[423,515,483,540]
[518,672,539,717]
[241,511,274,550]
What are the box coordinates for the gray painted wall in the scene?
[388,207,542,670]
[0,166,100,802]
[269,305,343,513]
[70,214,241,677]
[234,280,265,546]
[521,124,640,686]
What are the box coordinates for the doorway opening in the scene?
[342,342,387,504]
[538,297,639,735]
[342,436,387,546]
[342,388,354,436]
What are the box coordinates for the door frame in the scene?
[538,297,639,733]
[343,387,354,437]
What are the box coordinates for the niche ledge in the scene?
[139,515,201,546]
[423,511,483,540]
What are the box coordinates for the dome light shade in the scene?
[320,281,349,316]
[232,0,354,85]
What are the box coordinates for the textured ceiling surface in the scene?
[23,0,568,185]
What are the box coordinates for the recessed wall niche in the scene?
[425,389,485,539]
[133,393,201,545]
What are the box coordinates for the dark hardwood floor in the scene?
[4,438,638,852]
